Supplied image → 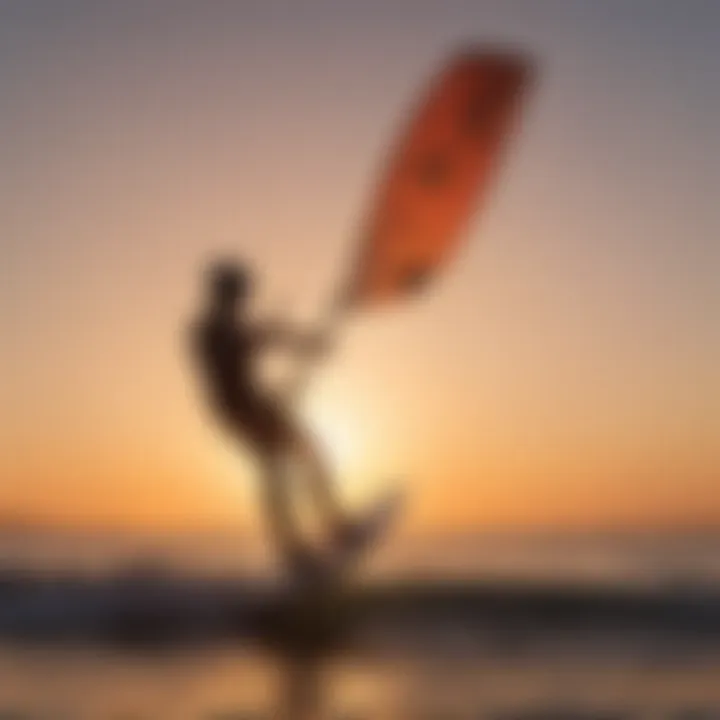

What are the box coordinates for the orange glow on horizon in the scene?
[1,5,718,538]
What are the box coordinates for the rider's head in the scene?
[206,259,253,309]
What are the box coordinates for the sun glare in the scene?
[309,403,371,497]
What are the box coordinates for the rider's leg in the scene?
[258,449,309,566]
[289,423,347,532]
[251,396,351,551]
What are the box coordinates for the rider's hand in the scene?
[304,332,332,358]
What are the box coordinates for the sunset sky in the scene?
[1,1,718,535]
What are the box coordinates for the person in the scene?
[189,259,354,576]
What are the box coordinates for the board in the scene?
[285,488,404,592]
[312,490,404,581]
[324,487,404,578]
[273,488,406,615]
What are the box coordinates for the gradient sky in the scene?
[1,0,718,534]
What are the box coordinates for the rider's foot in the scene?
[287,544,324,580]
[332,518,365,549]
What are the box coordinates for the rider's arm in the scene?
[253,321,327,356]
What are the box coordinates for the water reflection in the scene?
[3,644,720,719]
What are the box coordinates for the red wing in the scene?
[346,49,534,306]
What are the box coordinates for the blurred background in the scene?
[1,0,719,717]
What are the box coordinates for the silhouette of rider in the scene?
[190,259,353,575]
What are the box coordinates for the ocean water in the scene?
[2,645,720,719]
[1,530,720,718]
[2,528,720,591]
